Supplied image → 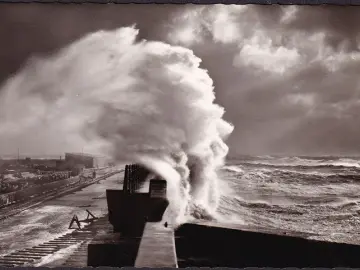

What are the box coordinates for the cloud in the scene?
[167,5,246,46]
[0,4,182,86]
[285,93,316,108]
[234,31,300,74]
[283,5,360,52]
[165,4,360,155]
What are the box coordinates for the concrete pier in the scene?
[135,222,177,268]
[87,224,141,267]
[175,221,360,268]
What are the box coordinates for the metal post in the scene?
[124,165,129,193]
[130,165,134,193]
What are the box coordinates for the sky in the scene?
[1,4,360,157]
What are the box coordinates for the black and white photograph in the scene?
[1,3,360,268]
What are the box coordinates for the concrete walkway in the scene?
[135,222,178,268]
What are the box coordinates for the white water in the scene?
[0,26,233,225]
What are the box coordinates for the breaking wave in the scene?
[237,157,360,170]
[0,27,233,226]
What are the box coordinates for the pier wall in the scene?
[175,222,360,268]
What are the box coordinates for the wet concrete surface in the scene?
[0,170,124,257]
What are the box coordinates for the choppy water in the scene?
[218,156,360,245]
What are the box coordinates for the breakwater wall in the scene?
[175,222,360,268]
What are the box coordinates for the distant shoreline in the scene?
[0,154,109,160]
[0,156,64,160]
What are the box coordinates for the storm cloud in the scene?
[1,4,360,156]
[165,4,360,156]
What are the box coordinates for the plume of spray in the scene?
[0,26,234,225]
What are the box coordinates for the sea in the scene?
[219,156,360,245]
[3,154,360,245]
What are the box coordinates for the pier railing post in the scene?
[124,165,129,193]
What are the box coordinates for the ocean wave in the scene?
[216,157,360,244]
[222,164,360,188]
[233,196,273,208]
[238,161,360,170]
[233,156,360,169]
[223,165,245,174]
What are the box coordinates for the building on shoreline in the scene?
[65,152,94,169]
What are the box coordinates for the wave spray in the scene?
[0,27,234,225]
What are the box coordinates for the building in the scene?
[93,156,111,168]
[65,153,94,169]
